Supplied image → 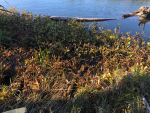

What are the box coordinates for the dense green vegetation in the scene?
[0,6,150,113]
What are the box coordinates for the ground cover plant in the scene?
[0,6,150,113]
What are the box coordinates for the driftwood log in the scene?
[42,15,118,22]
[122,6,150,32]
[122,6,150,18]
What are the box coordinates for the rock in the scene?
[2,107,29,113]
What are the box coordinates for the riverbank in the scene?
[0,7,150,113]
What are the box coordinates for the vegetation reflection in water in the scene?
[0,6,150,113]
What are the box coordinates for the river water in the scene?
[1,0,150,41]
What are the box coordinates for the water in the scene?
[1,0,150,41]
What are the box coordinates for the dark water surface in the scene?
[1,0,150,41]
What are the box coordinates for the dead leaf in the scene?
[28,79,39,90]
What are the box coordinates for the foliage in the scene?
[0,6,149,113]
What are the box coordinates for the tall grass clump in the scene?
[0,6,150,113]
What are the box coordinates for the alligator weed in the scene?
[0,6,150,113]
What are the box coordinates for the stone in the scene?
[2,107,29,113]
